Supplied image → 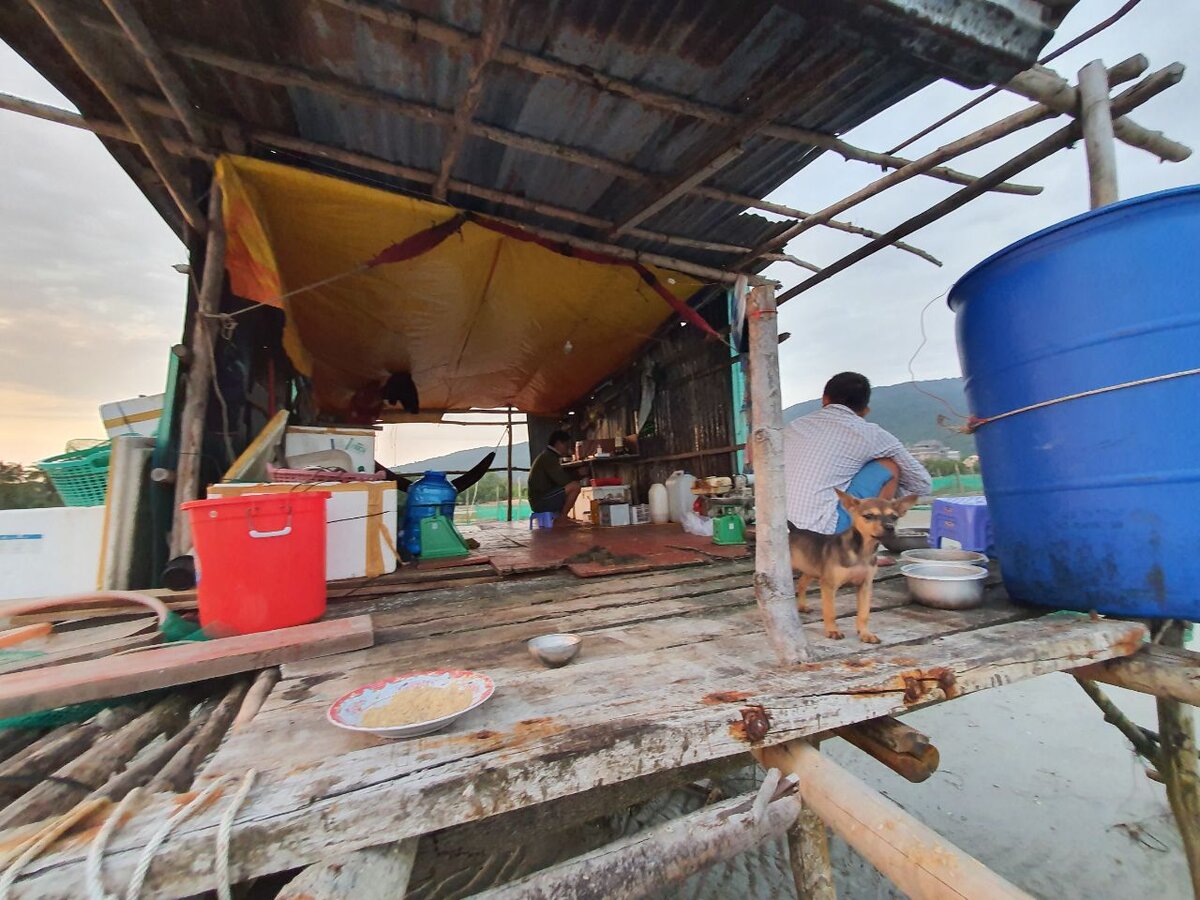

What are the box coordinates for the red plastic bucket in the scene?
[182,491,330,635]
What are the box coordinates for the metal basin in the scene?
[902,564,988,610]
[901,548,988,566]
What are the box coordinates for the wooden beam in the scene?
[1007,62,1191,162]
[99,0,209,146]
[1155,623,1200,898]
[433,0,510,200]
[316,0,1040,196]
[610,146,745,237]
[761,740,1034,899]
[737,56,1154,267]
[746,284,807,665]
[1077,59,1120,208]
[279,839,419,900]
[27,0,205,232]
[0,617,373,720]
[837,724,940,783]
[471,786,802,900]
[1072,642,1200,707]
[777,64,1185,303]
[171,180,225,557]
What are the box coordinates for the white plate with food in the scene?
[327,669,495,739]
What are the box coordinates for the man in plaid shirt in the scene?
[783,372,931,534]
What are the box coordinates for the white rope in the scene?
[215,769,257,900]
[0,798,109,899]
[124,776,232,900]
[86,788,143,900]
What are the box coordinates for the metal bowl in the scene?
[528,633,582,668]
[902,564,988,610]
[900,548,989,566]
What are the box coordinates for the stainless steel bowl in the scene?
[528,633,582,668]
[902,564,988,610]
[900,548,989,566]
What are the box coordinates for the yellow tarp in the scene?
[216,156,705,418]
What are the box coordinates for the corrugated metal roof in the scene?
[0,0,1071,271]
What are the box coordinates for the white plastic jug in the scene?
[648,483,669,524]
[664,470,696,523]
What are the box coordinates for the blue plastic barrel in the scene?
[949,185,1200,618]
[402,472,457,557]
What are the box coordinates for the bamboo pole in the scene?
[29,0,204,232]
[746,285,807,665]
[761,740,1034,900]
[171,181,226,557]
[99,0,209,146]
[738,56,1157,266]
[777,64,1186,303]
[1156,622,1200,898]
[1077,60,1120,208]
[315,0,1040,195]
[471,787,802,900]
[1007,62,1191,163]
[433,0,510,200]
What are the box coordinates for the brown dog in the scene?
[789,491,919,643]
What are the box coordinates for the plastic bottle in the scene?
[402,471,457,556]
[648,483,669,524]
[664,470,696,523]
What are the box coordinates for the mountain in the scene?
[783,377,975,457]
[396,378,974,472]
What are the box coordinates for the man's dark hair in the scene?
[548,429,572,447]
[823,372,871,413]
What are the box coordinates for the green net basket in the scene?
[36,441,112,506]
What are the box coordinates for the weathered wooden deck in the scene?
[13,556,1144,897]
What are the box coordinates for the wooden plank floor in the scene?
[12,562,1145,898]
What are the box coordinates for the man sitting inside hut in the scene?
[528,430,581,525]
[783,372,931,537]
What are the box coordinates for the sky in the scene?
[1,0,1197,466]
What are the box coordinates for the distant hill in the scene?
[784,377,975,457]
[397,378,974,472]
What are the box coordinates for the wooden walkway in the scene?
[13,561,1144,897]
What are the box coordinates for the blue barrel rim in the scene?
[948,183,1200,311]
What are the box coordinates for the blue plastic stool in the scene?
[929,496,993,554]
[530,511,557,530]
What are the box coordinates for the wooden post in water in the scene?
[507,406,514,522]
[745,284,807,665]
[171,181,226,557]
[1078,59,1119,207]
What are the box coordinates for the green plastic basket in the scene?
[36,441,112,506]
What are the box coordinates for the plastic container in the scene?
[402,472,458,557]
[36,442,112,507]
[664,471,696,523]
[183,491,329,634]
[949,185,1200,618]
[648,484,669,524]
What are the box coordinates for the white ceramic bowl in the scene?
[327,669,494,739]
[528,633,582,667]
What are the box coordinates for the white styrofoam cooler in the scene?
[207,481,397,581]
[100,393,164,438]
[284,426,376,473]
[0,506,106,601]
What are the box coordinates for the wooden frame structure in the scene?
[0,1,1196,896]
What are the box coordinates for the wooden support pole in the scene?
[506,405,514,522]
[1074,676,1160,766]
[746,285,807,666]
[760,740,1034,900]
[1077,59,1120,208]
[836,719,940,784]
[279,838,419,900]
[1156,622,1200,898]
[471,787,802,900]
[1072,642,1200,707]
[171,180,225,557]
[29,0,205,233]
[99,0,209,145]
[777,63,1186,303]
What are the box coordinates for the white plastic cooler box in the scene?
[206,481,397,581]
[283,426,376,473]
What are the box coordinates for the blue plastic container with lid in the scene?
[402,472,458,557]
[948,185,1200,618]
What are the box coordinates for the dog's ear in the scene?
[892,495,921,516]
[835,489,859,512]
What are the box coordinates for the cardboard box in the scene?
[208,481,397,580]
[285,426,376,473]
